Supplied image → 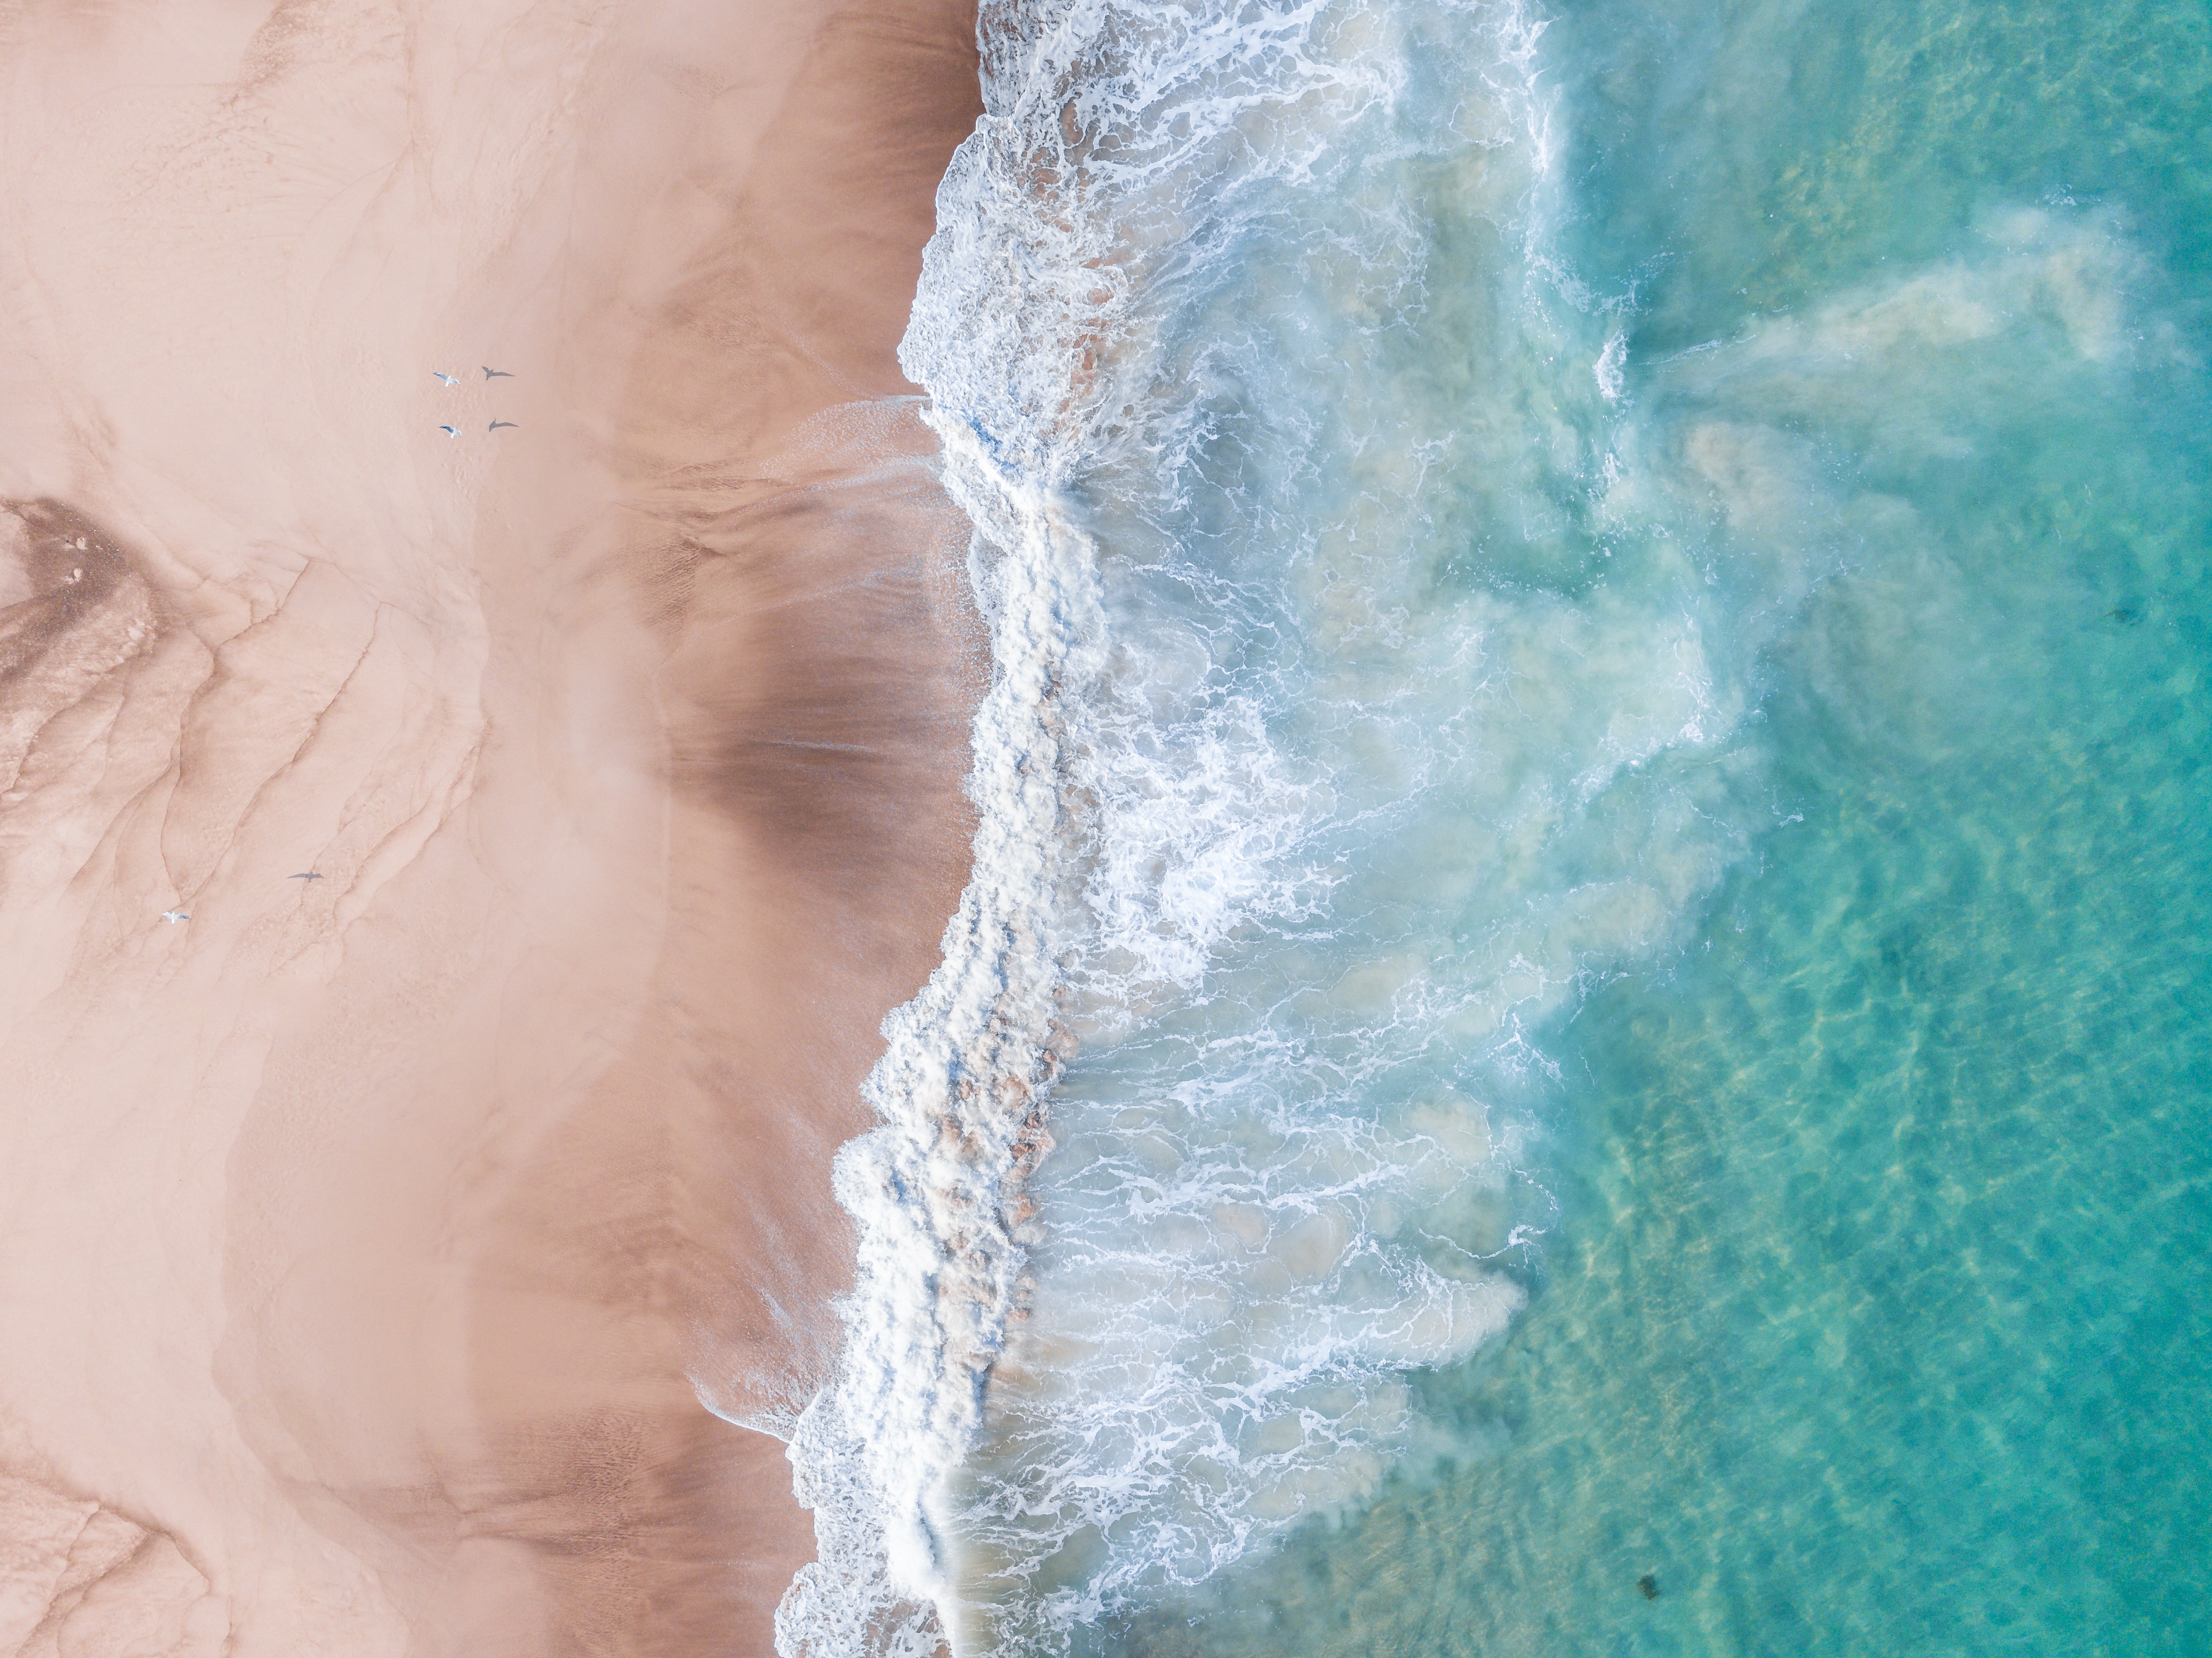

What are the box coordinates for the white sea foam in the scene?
[771,2,1558,1652]
[765,0,1815,1651]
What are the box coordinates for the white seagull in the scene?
[160,909,190,924]
[433,370,459,386]
[438,424,461,438]
[288,872,325,881]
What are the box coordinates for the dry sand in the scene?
[0,2,983,1654]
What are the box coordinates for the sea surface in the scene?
[770,0,2212,1652]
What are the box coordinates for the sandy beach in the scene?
[0,2,981,1654]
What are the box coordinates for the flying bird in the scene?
[160,910,190,924]
[489,420,519,431]
[288,872,325,881]
[433,370,459,386]
[482,366,514,380]
[438,424,461,438]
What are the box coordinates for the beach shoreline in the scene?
[0,3,982,1653]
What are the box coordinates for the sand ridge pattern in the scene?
[0,2,984,1654]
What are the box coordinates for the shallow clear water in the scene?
[774,0,2212,1652]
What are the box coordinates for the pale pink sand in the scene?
[0,2,982,1653]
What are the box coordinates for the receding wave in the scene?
[761,0,2109,1651]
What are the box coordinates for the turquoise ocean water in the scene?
[772,1,2212,1653]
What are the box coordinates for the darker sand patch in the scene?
[429,8,990,1646]
[0,501,167,804]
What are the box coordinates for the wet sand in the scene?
[0,2,981,1654]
